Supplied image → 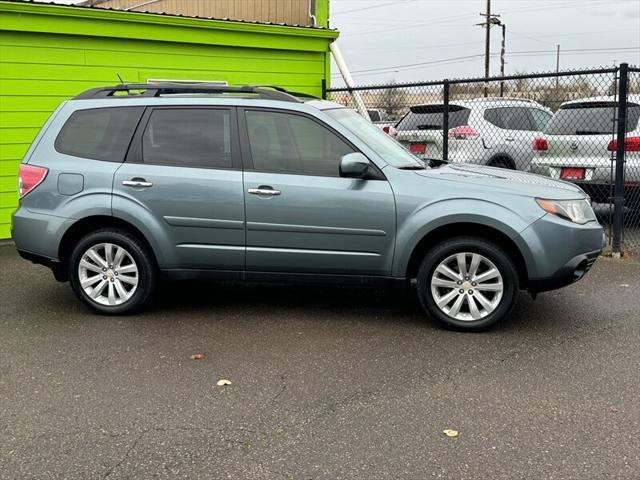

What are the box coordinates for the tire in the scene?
[416,236,519,331]
[68,228,156,315]
[488,157,514,170]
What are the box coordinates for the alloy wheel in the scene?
[77,242,139,306]
[430,252,504,321]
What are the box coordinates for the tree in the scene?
[378,81,405,119]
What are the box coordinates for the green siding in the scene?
[0,1,337,239]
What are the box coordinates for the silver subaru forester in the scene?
[12,83,604,331]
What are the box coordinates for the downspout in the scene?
[330,42,370,121]
[308,0,318,27]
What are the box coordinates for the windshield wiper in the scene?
[397,164,426,170]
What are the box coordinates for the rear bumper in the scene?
[527,249,600,292]
[16,248,68,282]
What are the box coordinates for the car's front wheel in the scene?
[416,236,519,331]
[69,229,156,314]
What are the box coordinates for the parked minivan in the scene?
[12,83,604,330]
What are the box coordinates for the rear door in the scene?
[112,106,245,270]
[239,108,396,276]
[483,106,547,169]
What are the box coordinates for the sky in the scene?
[33,0,640,87]
[329,0,640,86]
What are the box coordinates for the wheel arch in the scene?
[58,216,159,272]
[404,222,529,288]
[487,154,516,169]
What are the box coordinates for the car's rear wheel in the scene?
[416,236,519,331]
[488,157,515,169]
[69,229,156,314]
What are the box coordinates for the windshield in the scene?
[324,108,424,168]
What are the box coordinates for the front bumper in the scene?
[514,212,605,292]
[527,248,601,292]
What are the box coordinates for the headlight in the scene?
[536,198,597,224]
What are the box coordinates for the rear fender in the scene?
[111,195,177,268]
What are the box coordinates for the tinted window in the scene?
[484,107,534,131]
[368,110,381,122]
[396,105,471,131]
[142,108,232,168]
[530,108,552,131]
[245,110,355,177]
[55,107,143,162]
[545,102,640,135]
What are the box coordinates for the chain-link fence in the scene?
[326,64,640,255]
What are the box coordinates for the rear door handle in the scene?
[248,187,281,196]
[505,137,515,142]
[122,178,153,188]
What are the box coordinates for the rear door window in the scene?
[545,102,640,135]
[484,107,535,131]
[55,107,143,162]
[396,105,471,131]
[141,108,233,169]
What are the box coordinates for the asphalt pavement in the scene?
[1,244,639,479]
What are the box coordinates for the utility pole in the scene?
[555,44,560,88]
[498,21,506,96]
[477,1,500,97]
[484,0,491,96]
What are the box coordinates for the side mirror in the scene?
[340,153,371,179]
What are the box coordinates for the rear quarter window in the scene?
[55,107,143,162]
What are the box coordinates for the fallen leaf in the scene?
[217,379,232,386]
[443,429,459,437]
[190,353,205,360]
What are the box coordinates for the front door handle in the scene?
[505,137,515,142]
[122,178,153,188]
[248,187,281,196]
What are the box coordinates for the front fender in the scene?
[392,198,542,277]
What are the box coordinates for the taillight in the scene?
[533,137,548,151]
[448,125,479,139]
[608,136,640,152]
[382,125,397,138]
[409,143,427,154]
[18,164,48,198]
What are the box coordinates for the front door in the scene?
[239,108,396,276]
[112,106,245,270]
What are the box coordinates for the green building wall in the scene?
[0,0,337,239]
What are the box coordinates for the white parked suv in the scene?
[529,95,640,206]
[395,98,552,170]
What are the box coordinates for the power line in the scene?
[333,46,640,77]
[332,0,416,16]
[336,0,631,38]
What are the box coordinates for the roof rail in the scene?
[472,96,539,104]
[73,83,306,102]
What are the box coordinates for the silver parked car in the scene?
[395,97,552,169]
[529,95,640,206]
